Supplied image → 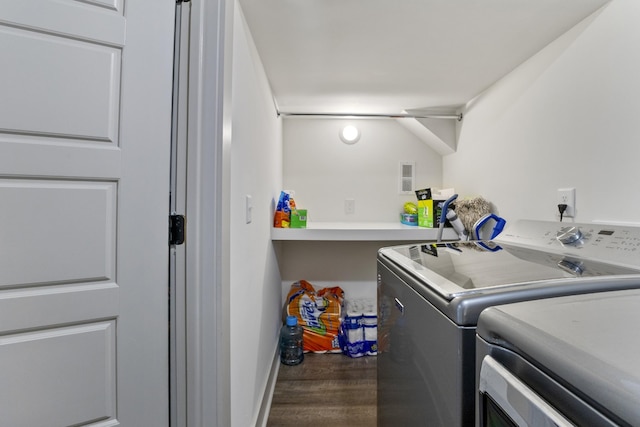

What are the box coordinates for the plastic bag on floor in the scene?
[339,298,378,358]
[285,280,344,353]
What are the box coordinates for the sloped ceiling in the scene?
[239,0,609,116]
[238,0,610,154]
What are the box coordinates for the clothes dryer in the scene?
[476,289,640,427]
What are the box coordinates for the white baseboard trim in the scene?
[255,346,281,427]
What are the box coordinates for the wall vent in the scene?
[399,161,415,194]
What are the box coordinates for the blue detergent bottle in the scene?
[280,315,304,365]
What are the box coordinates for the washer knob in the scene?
[558,258,584,276]
[557,226,583,245]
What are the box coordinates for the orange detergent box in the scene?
[285,280,344,353]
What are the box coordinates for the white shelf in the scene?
[271,222,459,241]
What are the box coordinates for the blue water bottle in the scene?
[280,315,304,365]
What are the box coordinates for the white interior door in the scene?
[0,1,174,426]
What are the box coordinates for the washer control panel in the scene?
[556,226,584,245]
[496,220,640,269]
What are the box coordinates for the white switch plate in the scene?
[557,188,575,218]
[345,198,355,215]
[246,195,252,223]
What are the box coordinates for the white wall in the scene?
[229,4,283,426]
[281,118,444,302]
[283,118,443,222]
[445,0,640,226]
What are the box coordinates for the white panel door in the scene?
[0,0,174,426]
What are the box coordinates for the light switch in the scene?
[246,195,252,224]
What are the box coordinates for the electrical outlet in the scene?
[345,198,355,215]
[557,188,575,218]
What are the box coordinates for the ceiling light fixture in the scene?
[340,125,360,144]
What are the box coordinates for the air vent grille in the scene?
[399,161,415,194]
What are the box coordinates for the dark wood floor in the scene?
[266,353,377,426]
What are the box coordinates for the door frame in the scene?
[179,0,233,425]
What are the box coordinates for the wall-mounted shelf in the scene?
[271,222,459,241]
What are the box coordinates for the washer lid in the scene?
[378,242,640,300]
[478,289,640,426]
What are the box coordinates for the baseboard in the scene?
[255,346,281,427]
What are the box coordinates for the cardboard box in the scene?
[290,209,307,228]
[417,199,433,228]
[433,200,445,228]
[415,188,433,228]
[433,200,454,228]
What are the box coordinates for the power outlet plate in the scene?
[557,188,575,218]
[345,198,355,215]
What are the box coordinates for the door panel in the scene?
[0,139,121,179]
[0,180,116,286]
[0,282,118,333]
[1,0,126,47]
[0,24,121,140]
[0,321,116,427]
[0,0,173,425]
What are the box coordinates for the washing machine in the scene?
[377,220,640,426]
[476,288,640,426]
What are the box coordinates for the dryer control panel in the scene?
[496,220,640,269]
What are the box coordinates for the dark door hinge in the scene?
[169,214,186,245]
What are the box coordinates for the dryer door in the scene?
[478,357,574,427]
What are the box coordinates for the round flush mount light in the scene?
[339,125,360,144]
